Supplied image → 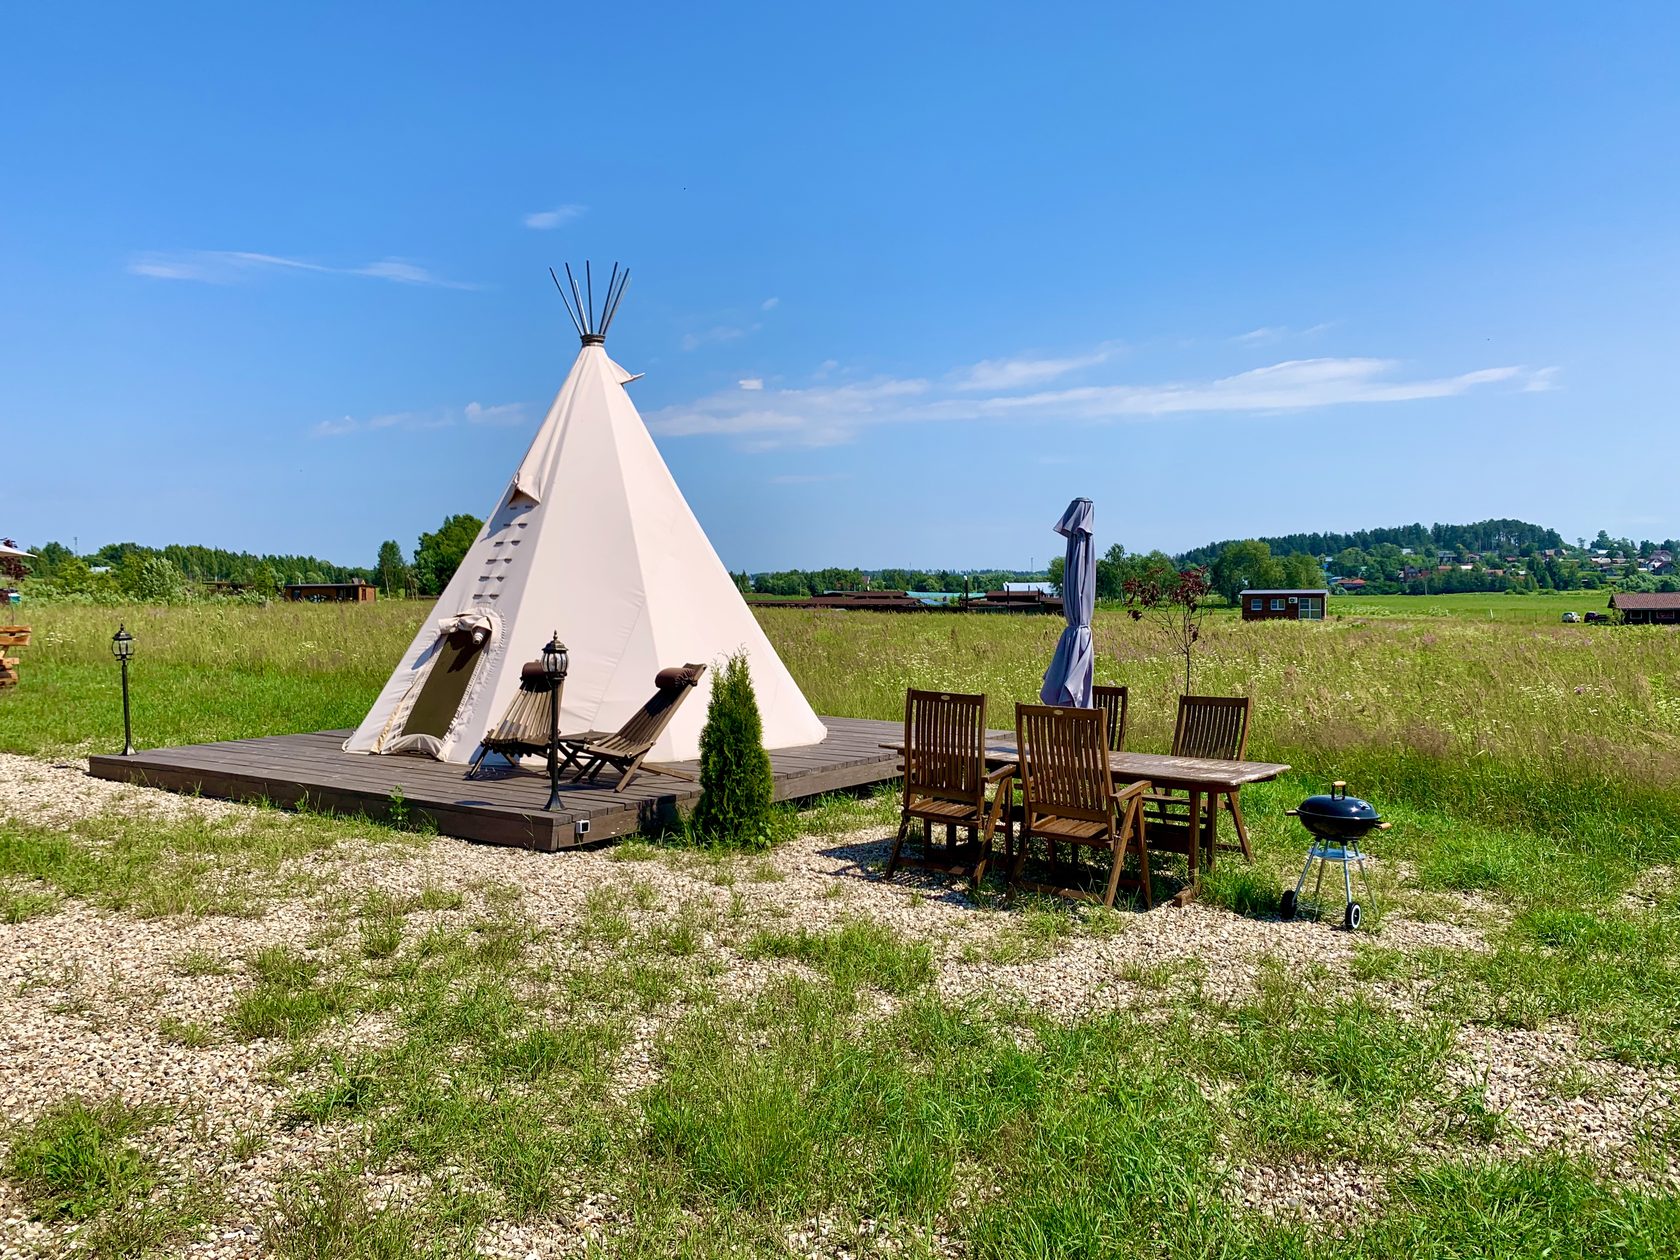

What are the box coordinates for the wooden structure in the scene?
[0,625,28,688]
[1610,592,1680,625]
[1144,696,1254,861]
[282,580,377,603]
[965,589,1064,615]
[884,690,1013,887]
[557,664,706,791]
[88,716,903,851]
[1012,704,1152,909]
[750,590,929,612]
[466,661,561,779]
[1240,589,1328,621]
[1093,684,1129,751]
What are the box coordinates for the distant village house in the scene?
[1240,588,1329,622]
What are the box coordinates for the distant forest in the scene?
[1176,519,1569,568]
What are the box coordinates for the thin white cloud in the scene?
[1233,322,1336,345]
[681,325,750,352]
[465,400,530,426]
[737,378,764,391]
[522,204,587,230]
[954,343,1122,391]
[647,353,1553,450]
[129,250,477,289]
[314,400,527,438]
[761,296,780,311]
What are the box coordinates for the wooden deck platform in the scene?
[87,718,903,852]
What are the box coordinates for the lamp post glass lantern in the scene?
[542,632,570,811]
[111,625,136,755]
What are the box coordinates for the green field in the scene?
[2,600,1678,1257]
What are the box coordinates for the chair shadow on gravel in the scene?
[817,827,1199,915]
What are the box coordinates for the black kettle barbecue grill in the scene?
[1279,781,1390,929]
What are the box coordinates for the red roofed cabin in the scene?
[1241,589,1328,622]
[1610,592,1680,625]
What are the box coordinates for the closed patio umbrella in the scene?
[1040,497,1095,707]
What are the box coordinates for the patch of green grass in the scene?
[1202,861,1285,918]
[159,1015,216,1048]
[1,1093,217,1254]
[170,947,233,976]
[228,945,354,1041]
[744,917,933,993]
[1,883,59,922]
[268,1163,474,1260]
[0,805,396,920]
[5,1095,166,1222]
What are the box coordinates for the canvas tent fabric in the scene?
[345,338,826,765]
[1039,497,1095,708]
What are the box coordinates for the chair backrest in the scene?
[488,683,556,743]
[1092,684,1129,752]
[610,663,707,751]
[1171,695,1251,761]
[902,689,987,805]
[1015,703,1112,822]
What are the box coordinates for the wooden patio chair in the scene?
[1011,703,1152,909]
[1144,694,1254,860]
[466,661,560,779]
[1093,683,1129,751]
[884,689,1014,888]
[557,664,707,792]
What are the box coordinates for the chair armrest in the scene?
[984,764,1016,785]
[1114,778,1152,804]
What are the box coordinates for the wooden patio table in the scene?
[883,737,1289,905]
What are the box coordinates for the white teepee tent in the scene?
[345,266,826,765]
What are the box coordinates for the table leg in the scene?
[1203,791,1218,872]
[1173,786,1204,906]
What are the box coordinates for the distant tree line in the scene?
[1177,519,1568,569]
[16,511,491,604]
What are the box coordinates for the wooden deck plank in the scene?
[86,718,904,851]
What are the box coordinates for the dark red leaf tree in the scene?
[1123,564,1213,695]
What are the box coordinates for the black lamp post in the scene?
[541,631,570,811]
[111,624,136,755]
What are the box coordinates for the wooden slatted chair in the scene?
[1093,683,1129,751]
[1144,694,1254,860]
[557,664,707,792]
[466,661,561,779]
[1011,703,1152,909]
[884,689,1014,888]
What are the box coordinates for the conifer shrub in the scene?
[691,651,776,850]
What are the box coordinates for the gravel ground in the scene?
[1,756,1674,1256]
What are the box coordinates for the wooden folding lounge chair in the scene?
[1143,695,1254,860]
[1093,683,1129,752]
[884,689,1014,889]
[557,664,707,792]
[466,661,560,779]
[1011,703,1151,909]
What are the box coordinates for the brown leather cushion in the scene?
[655,666,698,691]
[519,660,557,692]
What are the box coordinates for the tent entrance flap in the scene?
[402,631,489,740]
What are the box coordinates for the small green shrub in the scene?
[691,651,775,850]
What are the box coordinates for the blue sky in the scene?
[4,4,1677,571]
